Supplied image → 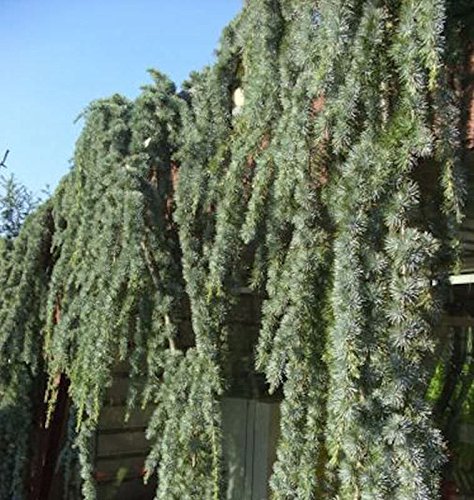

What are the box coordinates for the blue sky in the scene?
[0,1,242,194]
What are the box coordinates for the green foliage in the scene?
[0,73,185,499]
[0,173,38,239]
[428,333,474,496]
[42,76,183,498]
[176,0,463,498]
[0,203,53,499]
[0,1,467,499]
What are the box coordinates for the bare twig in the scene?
[0,150,9,169]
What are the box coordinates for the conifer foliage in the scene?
[0,1,466,499]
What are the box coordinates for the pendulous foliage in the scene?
[0,0,468,499]
[0,203,53,499]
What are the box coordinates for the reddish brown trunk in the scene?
[28,376,69,500]
[28,302,70,500]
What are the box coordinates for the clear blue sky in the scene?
[0,1,242,194]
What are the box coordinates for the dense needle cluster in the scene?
[0,0,468,499]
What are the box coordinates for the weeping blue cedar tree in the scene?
[0,1,467,499]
